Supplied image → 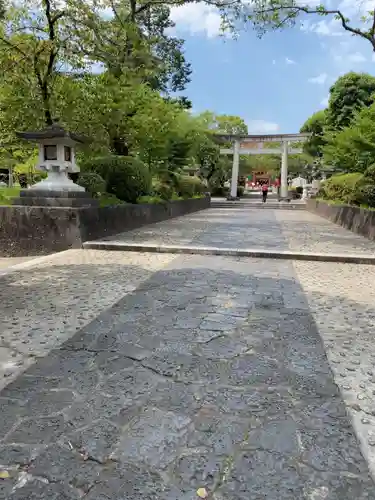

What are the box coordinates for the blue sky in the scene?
[169,0,375,134]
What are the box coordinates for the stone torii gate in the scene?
[214,133,312,200]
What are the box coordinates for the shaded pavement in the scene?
[99,205,375,255]
[1,206,375,499]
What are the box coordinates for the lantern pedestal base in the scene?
[12,190,98,208]
[30,169,85,192]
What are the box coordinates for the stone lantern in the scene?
[16,122,85,192]
[14,122,97,207]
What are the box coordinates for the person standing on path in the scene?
[262,183,269,203]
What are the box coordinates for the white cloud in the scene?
[246,120,280,134]
[347,51,366,63]
[301,17,343,37]
[308,73,328,85]
[320,95,329,107]
[338,0,374,17]
[169,3,223,38]
[285,57,296,65]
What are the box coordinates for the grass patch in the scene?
[0,186,21,205]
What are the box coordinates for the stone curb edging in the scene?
[306,199,375,239]
[82,241,375,264]
[211,203,306,210]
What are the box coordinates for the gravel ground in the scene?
[0,249,176,390]
[294,260,375,478]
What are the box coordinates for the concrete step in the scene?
[211,201,306,210]
[82,241,375,265]
[243,194,279,199]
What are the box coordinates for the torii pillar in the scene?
[280,140,289,200]
[229,139,240,199]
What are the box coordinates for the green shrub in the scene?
[354,184,375,207]
[364,164,375,182]
[318,173,363,204]
[175,175,205,198]
[78,156,107,176]
[0,190,10,205]
[152,177,174,200]
[137,195,165,204]
[78,172,106,197]
[0,186,20,205]
[99,193,126,207]
[170,192,183,201]
[81,155,152,203]
[295,186,303,194]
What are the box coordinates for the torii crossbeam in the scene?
[213,133,312,200]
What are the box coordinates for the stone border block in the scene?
[0,196,210,257]
[307,199,375,240]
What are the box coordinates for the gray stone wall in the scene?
[0,196,210,257]
[307,199,375,240]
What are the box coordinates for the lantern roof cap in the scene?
[16,121,87,143]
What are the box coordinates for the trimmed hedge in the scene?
[318,173,363,205]
[318,170,375,208]
[80,155,152,204]
[78,172,106,197]
[175,175,206,198]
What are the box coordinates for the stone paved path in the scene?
[102,206,375,254]
[1,206,375,498]
[0,250,175,388]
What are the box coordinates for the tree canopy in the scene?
[300,110,327,158]
[326,73,375,131]
[300,71,375,176]
[0,0,249,194]
[247,1,375,52]
[196,112,249,135]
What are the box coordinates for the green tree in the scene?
[194,134,221,182]
[239,154,280,176]
[137,6,192,94]
[197,111,248,135]
[0,1,81,126]
[215,114,248,135]
[326,72,375,131]
[323,101,375,173]
[300,110,327,158]
[247,1,375,52]
[0,0,250,190]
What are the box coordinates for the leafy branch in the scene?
[249,1,375,51]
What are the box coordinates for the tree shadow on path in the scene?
[0,258,374,499]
